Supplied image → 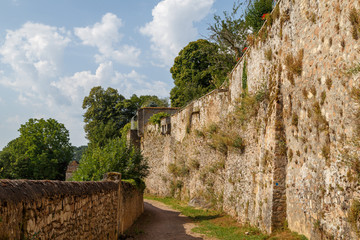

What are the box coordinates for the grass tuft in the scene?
[285,49,304,77]
[348,199,360,237]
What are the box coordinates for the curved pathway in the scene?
[123,199,211,240]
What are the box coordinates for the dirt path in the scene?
[123,199,213,240]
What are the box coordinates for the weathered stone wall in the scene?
[0,179,143,240]
[142,0,360,239]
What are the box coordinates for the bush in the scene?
[72,137,149,182]
[149,112,170,126]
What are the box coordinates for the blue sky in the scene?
[0,0,237,148]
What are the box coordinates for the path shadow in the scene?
[123,201,205,240]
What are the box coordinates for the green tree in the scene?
[0,118,73,180]
[83,86,168,146]
[72,124,149,182]
[209,2,248,59]
[72,145,88,162]
[245,0,273,33]
[170,39,233,107]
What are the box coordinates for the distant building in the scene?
[136,107,178,137]
[65,161,79,181]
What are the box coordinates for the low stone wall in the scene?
[0,179,143,240]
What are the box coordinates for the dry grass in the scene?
[320,91,326,105]
[326,77,332,90]
[291,113,299,127]
[349,8,360,40]
[348,200,360,237]
[285,49,304,77]
[265,48,273,61]
[312,101,329,132]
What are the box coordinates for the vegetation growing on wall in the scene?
[242,59,248,89]
[349,7,360,40]
[149,112,170,126]
[348,199,360,237]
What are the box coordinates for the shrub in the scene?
[208,123,218,134]
[233,136,246,153]
[73,137,149,182]
[195,129,205,138]
[347,63,360,75]
[189,159,200,170]
[168,163,189,177]
[149,112,170,126]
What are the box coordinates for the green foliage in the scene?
[148,112,170,126]
[347,63,360,75]
[168,162,189,177]
[72,135,148,182]
[170,39,234,107]
[235,93,261,125]
[208,123,219,134]
[83,86,168,146]
[233,136,246,153]
[122,179,146,192]
[72,145,87,162]
[245,0,274,33]
[242,59,248,90]
[0,118,73,180]
[208,2,248,59]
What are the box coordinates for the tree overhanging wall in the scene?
[142,0,360,239]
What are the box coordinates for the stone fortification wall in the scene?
[142,0,360,239]
[0,179,143,240]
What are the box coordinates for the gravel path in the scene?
[123,199,209,240]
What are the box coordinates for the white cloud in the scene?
[74,13,141,66]
[51,61,114,103]
[140,0,215,66]
[53,61,170,103]
[0,22,71,104]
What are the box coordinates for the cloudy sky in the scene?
[0,0,236,149]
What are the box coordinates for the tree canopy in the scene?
[72,123,149,182]
[209,2,248,59]
[245,0,274,33]
[0,118,73,180]
[170,39,235,107]
[83,86,168,146]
